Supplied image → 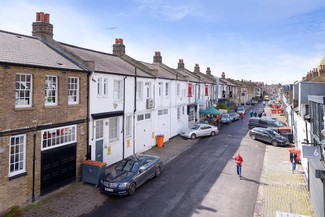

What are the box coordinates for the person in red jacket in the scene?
[234,153,244,178]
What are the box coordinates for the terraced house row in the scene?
[0,12,266,213]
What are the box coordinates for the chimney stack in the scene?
[178,59,185,70]
[206,67,211,76]
[32,12,53,40]
[312,68,318,78]
[221,72,225,79]
[153,51,162,63]
[194,64,200,73]
[113,38,126,56]
[320,65,325,75]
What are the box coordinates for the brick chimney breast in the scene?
[153,51,162,63]
[113,38,126,56]
[178,59,185,70]
[32,12,53,40]
[221,72,225,79]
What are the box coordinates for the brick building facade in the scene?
[0,13,89,214]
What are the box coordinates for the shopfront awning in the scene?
[199,106,223,115]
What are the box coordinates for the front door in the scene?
[94,119,105,162]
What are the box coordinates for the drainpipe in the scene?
[86,72,91,160]
[32,133,36,202]
[133,68,137,154]
[123,76,127,159]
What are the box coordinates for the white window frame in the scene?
[145,82,151,99]
[145,113,151,119]
[95,120,104,140]
[158,82,162,97]
[97,78,103,96]
[177,107,181,120]
[137,114,144,121]
[9,134,26,177]
[177,83,180,97]
[165,82,169,96]
[68,77,79,105]
[125,115,132,137]
[103,78,109,96]
[45,75,58,106]
[41,125,77,150]
[15,73,32,108]
[136,81,143,100]
[113,80,122,100]
[109,117,119,142]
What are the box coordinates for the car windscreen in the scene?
[190,125,200,130]
[115,159,141,172]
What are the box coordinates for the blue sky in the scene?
[1,0,325,84]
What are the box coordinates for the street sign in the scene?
[302,145,321,160]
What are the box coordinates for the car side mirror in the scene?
[139,166,145,173]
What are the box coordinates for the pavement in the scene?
[11,105,314,217]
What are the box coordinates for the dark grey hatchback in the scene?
[249,127,289,147]
[99,154,163,195]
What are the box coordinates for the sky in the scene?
[1,0,325,85]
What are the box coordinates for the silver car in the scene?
[180,123,219,139]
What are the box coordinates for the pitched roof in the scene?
[60,44,153,78]
[0,30,83,71]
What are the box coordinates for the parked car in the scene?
[261,116,287,126]
[221,114,232,124]
[237,106,245,115]
[99,154,163,195]
[229,112,240,121]
[248,117,286,130]
[249,127,290,147]
[180,123,219,139]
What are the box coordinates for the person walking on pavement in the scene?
[250,110,253,117]
[290,149,298,174]
[234,153,244,178]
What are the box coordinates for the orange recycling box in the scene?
[271,109,277,114]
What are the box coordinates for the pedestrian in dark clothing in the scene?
[253,111,257,117]
[250,110,253,117]
[234,153,244,178]
[290,149,298,174]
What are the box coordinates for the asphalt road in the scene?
[84,106,265,217]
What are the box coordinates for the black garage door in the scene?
[41,143,76,195]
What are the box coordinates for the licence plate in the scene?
[105,188,113,192]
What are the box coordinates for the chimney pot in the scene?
[44,13,50,23]
[36,12,40,21]
[39,12,45,22]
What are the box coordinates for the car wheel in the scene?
[250,134,256,140]
[128,182,136,195]
[190,134,196,139]
[271,140,279,147]
[155,166,161,177]
[210,131,216,136]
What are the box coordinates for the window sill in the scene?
[15,107,35,111]
[9,171,27,181]
[68,104,81,107]
[109,139,119,144]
